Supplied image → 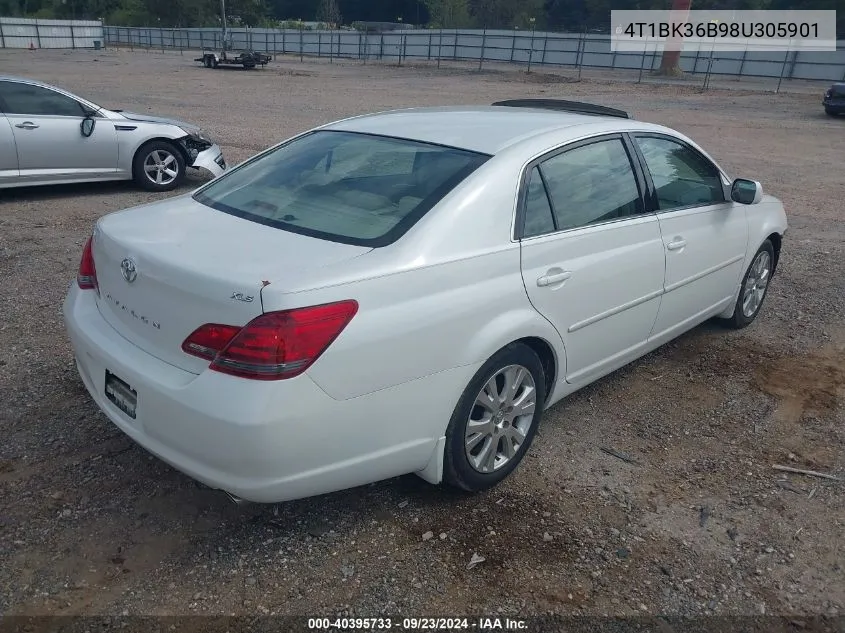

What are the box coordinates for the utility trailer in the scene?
[196,48,271,70]
[194,0,271,70]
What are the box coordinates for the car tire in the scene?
[721,239,775,329]
[132,140,186,192]
[825,107,838,117]
[443,342,547,493]
[203,55,211,68]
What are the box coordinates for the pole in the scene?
[437,28,442,68]
[637,35,648,83]
[478,25,486,71]
[299,21,303,62]
[776,41,790,93]
[220,0,226,48]
[577,28,585,81]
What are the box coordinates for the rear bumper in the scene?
[62,284,470,503]
[191,143,227,179]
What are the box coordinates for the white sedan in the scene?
[63,100,788,503]
[0,75,227,191]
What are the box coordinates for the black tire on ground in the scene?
[132,140,186,192]
[203,55,211,68]
[720,239,775,330]
[825,107,838,116]
[443,342,547,493]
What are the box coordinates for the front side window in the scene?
[0,81,85,117]
[539,138,642,231]
[634,135,725,210]
[194,130,489,246]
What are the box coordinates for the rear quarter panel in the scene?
[259,157,567,402]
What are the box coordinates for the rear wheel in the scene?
[443,343,546,493]
[132,141,186,192]
[825,106,838,117]
[203,55,212,68]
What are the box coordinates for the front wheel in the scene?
[132,141,186,192]
[443,342,546,493]
[721,239,775,329]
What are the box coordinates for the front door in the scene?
[518,134,666,385]
[0,80,118,183]
[0,115,19,184]
[631,134,749,340]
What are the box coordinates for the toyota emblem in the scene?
[120,258,137,283]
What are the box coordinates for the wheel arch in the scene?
[132,136,190,166]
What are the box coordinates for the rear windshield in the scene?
[193,130,489,247]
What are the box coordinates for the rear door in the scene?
[0,80,118,183]
[0,113,19,184]
[518,134,666,385]
[631,133,748,340]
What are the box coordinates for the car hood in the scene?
[111,110,200,133]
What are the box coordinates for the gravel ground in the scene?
[0,48,843,620]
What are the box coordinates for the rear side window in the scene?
[0,81,85,117]
[194,130,489,247]
[539,138,642,231]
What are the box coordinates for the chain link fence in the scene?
[101,26,845,85]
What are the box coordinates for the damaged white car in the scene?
[0,75,227,192]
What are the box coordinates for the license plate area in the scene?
[105,370,137,420]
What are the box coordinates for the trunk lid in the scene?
[92,194,371,373]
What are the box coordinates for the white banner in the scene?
[610,10,837,52]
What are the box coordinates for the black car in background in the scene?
[823,83,845,116]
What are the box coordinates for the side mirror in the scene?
[80,117,95,138]
[730,178,763,205]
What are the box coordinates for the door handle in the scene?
[666,238,687,251]
[537,270,572,287]
[15,122,39,130]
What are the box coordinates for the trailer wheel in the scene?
[203,55,212,68]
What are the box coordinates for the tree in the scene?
[424,0,470,28]
[317,0,341,26]
[657,0,691,76]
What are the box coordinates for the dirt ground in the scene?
[0,48,843,620]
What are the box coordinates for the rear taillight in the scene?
[181,300,358,380]
[77,235,98,291]
[181,323,242,360]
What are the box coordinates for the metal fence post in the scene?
[577,30,585,81]
[379,33,384,60]
[637,36,648,83]
[737,39,749,77]
[329,30,333,63]
[510,29,516,62]
[282,29,285,55]
[478,27,486,71]
[437,29,442,68]
[776,44,789,93]
[318,31,322,58]
[0,20,5,49]
[300,24,304,62]
[36,21,43,49]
